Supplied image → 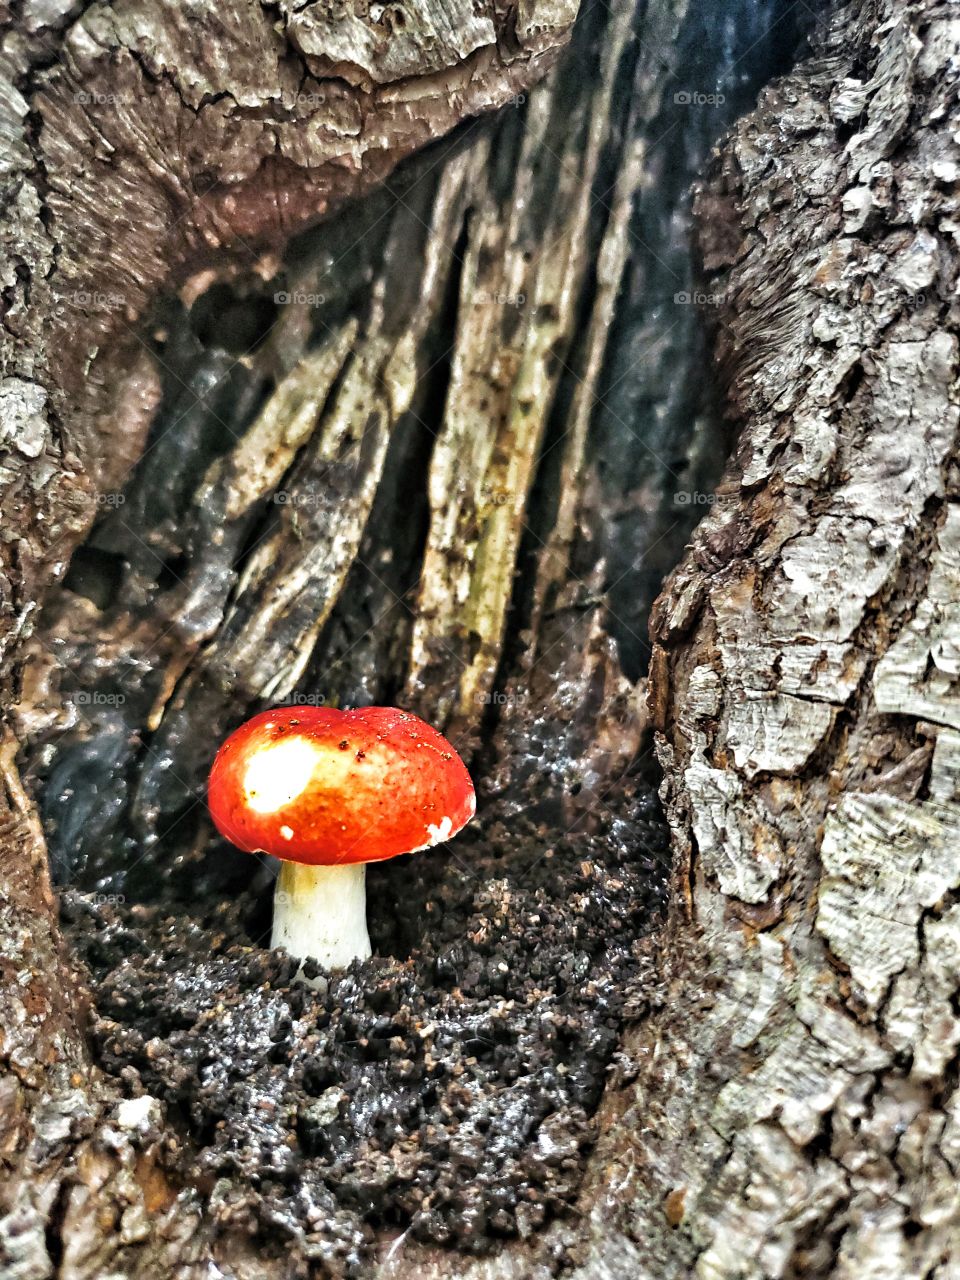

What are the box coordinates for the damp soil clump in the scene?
[62,767,669,1273]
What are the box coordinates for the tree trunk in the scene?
[637,2,960,1275]
[4,0,958,1277]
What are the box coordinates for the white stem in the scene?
[271,861,371,977]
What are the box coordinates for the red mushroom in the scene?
[207,706,475,973]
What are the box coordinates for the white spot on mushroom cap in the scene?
[426,815,454,844]
[243,737,318,814]
[406,793,476,854]
[280,825,295,841]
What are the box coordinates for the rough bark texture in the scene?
[382,0,960,1276]
[6,0,957,1277]
[0,0,574,676]
[0,2,585,1275]
[637,2,960,1276]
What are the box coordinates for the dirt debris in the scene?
[62,770,669,1271]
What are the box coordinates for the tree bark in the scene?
[381,9,960,1277]
[591,2,960,1277]
[1,3,583,1275]
[5,0,959,1277]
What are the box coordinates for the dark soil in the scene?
[62,765,669,1274]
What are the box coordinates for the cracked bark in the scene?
[1,1,585,1274]
[4,0,959,1277]
[632,3,960,1277]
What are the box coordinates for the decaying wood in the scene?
[1,2,583,1274]
[9,0,672,893]
[387,1,960,1276]
[1,0,576,688]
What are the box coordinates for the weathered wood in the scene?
[385,2,960,1276]
[1,0,576,688]
[582,2,960,1277]
[7,0,958,1276]
[0,3,580,1275]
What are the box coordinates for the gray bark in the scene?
[617,3,960,1277]
[5,0,959,1277]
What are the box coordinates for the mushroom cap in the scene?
[208,706,475,865]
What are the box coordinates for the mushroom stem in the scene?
[271,860,372,974]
